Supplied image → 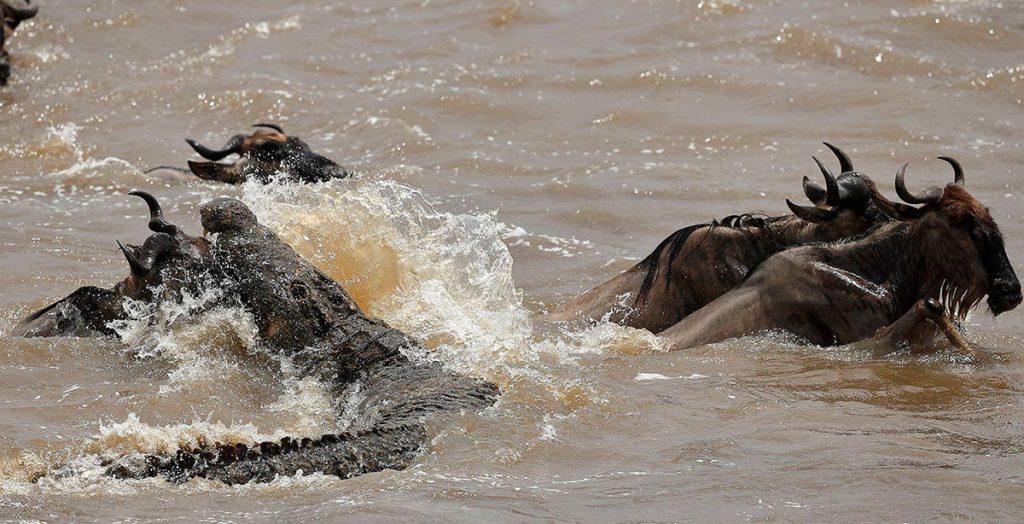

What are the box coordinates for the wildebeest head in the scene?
[785,142,885,236]
[12,192,212,337]
[0,0,38,85]
[869,158,1022,316]
[184,124,351,184]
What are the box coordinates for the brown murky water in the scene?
[2,0,1024,521]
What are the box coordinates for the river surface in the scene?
[1,0,1024,521]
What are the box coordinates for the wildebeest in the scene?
[148,124,351,184]
[658,158,1021,355]
[0,0,38,85]
[549,143,888,333]
[16,193,496,485]
[12,191,211,338]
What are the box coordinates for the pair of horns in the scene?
[116,191,181,276]
[895,156,964,204]
[871,157,966,220]
[2,0,38,21]
[786,142,852,223]
[801,142,853,203]
[185,123,286,161]
[117,234,173,277]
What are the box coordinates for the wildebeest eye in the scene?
[967,220,999,246]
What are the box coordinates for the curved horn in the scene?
[802,176,827,205]
[823,142,853,174]
[139,233,174,270]
[3,0,38,21]
[786,199,838,223]
[128,190,179,235]
[894,162,943,205]
[117,240,149,277]
[864,170,927,221]
[185,134,245,161]
[811,156,841,207]
[252,123,285,134]
[937,156,965,187]
[142,165,192,175]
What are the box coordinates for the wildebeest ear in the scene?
[187,161,243,184]
[786,199,837,223]
[802,176,827,205]
[11,286,119,338]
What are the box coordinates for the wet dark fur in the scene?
[186,133,351,184]
[634,214,772,303]
[660,176,1021,349]
[25,196,497,485]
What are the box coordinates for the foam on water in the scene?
[0,169,669,491]
[241,176,667,379]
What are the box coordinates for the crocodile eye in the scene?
[291,281,310,299]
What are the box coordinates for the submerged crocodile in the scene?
[15,193,498,485]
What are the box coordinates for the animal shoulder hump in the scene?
[751,246,818,283]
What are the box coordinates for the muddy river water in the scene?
[1,0,1024,521]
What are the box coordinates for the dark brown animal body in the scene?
[12,192,211,338]
[550,145,884,333]
[16,195,496,485]
[179,124,351,184]
[659,160,1021,351]
[0,0,38,85]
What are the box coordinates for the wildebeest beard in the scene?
[17,193,497,485]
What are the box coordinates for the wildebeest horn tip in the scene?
[185,135,245,161]
[252,123,285,134]
[894,162,943,205]
[810,156,840,207]
[822,141,854,174]
[937,156,965,187]
[116,239,149,276]
[127,190,179,235]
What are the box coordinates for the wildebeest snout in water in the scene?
[0,0,38,85]
[11,191,212,338]
[16,193,497,485]
[659,156,1021,356]
[148,123,352,184]
[549,143,889,333]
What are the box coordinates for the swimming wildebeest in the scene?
[14,193,496,484]
[11,191,211,338]
[549,143,888,333]
[659,158,1021,355]
[148,124,351,184]
[0,0,38,85]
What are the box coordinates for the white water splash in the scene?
[2,172,669,491]
[241,176,668,380]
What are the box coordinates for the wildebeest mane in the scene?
[634,213,773,304]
